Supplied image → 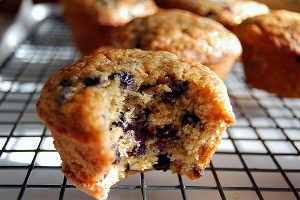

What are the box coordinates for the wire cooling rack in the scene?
[0,13,300,200]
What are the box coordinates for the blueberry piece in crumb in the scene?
[139,84,152,92]
[128,143,147,157]
[112,145,121,165]
[204,11,214,18]
[163,81,188,103]
[182,113,200,125]
[126,108,151,142]
[192,167,202,178]
[112,113,127,131]
[153,153,170,171]
[125,163,131,172]
[83,77,101,87]
[60,79,71,87]
[119,71,134,86]
[157,124,177,139]
[297,55,300,63]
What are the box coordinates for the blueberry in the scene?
[182,113,200,125]
[83,77,101,86]
[297,55,300,63]
[125,108,152,142]
[204,11,214,18]
[192,167,203,178]
[126,120,149,142]
[155,124,178,150]
[128,143,147,157]
[125,163,131,172]
[163,81,188,103]
[153,153,170,171]
[112,144,121,165]
[156,124,177,139]
[113,150,121,165]
[139,84,152,92]
[119,71,134,86]
[60,79,71,87]
[112,113,127,130]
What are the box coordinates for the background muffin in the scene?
[112,9,242,80]
[60,0,159,55]
[154,0,270,29]
[234,10,300,98]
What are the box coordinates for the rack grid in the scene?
[0,15,299,200]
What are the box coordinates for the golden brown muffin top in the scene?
[235,10,300,54]
[61,0,159,26]
[36,49,235,143]
[113,9,242,65]
[154,0,270,28]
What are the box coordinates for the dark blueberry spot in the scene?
[112,113,127,131]
[60,79,71,87]
[297,55,300,63]
[156,124,177,139]
[125,163,131,172]
[139,84,152,92]
[204,11,214,18]
[83,77,101,86]
[113,150,121,165]
[163,81,188,103]
[119,71,134,86]
[155,124,178,150]
[153,153,170,171]
[128,143,147,157]
[143,108,152,117]
[126,108,152,142]
[120,114,126,123]
[112,144,121,165]
[126,120,149,142]
[182,113,200,125]
[192,167,203,178]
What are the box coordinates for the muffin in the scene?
[60,0,159,55]
[254,0,300,12]
[154,0,270,29]
[234,10,300,98]
[112,9,242,80]
[36,49,235,199]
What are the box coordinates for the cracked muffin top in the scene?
[154,0,270,28]
[61,0,159,26]
[112,9,242,66]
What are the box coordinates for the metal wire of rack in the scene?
[0,14,300,200]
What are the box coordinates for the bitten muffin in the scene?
[112,9,242,80]
[154,0,270,29]
[234,10,300,98]
[36,49,235,199]
[60,0,159,55]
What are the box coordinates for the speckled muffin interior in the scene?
[234,10,300,98]
[112,9,242,79]
[154,0,269,29]
[36,49,235,199]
